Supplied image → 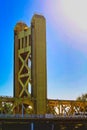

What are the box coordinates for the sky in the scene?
[0,0,87,100]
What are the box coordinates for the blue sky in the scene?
[0,0,87,100]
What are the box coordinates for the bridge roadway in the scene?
[0,115,87,130]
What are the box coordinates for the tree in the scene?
[76,94,87,101]
[76,93,87,112]
[1,102,13,114]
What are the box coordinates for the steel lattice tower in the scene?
[14,14,47,114]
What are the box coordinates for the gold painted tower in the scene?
[14,14,47,114]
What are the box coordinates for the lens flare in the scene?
[61,0,87,31]
[44,0,87,53]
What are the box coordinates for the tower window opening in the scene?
[29,35,31,45]
[28,59,31,68]
[28,83,31,94]
[18,39,20,49]
[22,38,24,48]
[25,36,27,47]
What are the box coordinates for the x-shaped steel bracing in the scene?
[18,46,31,98]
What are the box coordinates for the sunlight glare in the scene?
[61,0,87,31]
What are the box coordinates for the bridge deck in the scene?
[0,116,87,130]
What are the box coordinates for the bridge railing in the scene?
[0,114,87,119]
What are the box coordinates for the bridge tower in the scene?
[14,14,47,114]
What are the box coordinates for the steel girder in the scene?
[47,99,87,115]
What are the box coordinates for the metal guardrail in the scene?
[0,114,87,119]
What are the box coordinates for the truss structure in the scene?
[47,99,87,115]
[18,46,31,98]
[0,98,87,115]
